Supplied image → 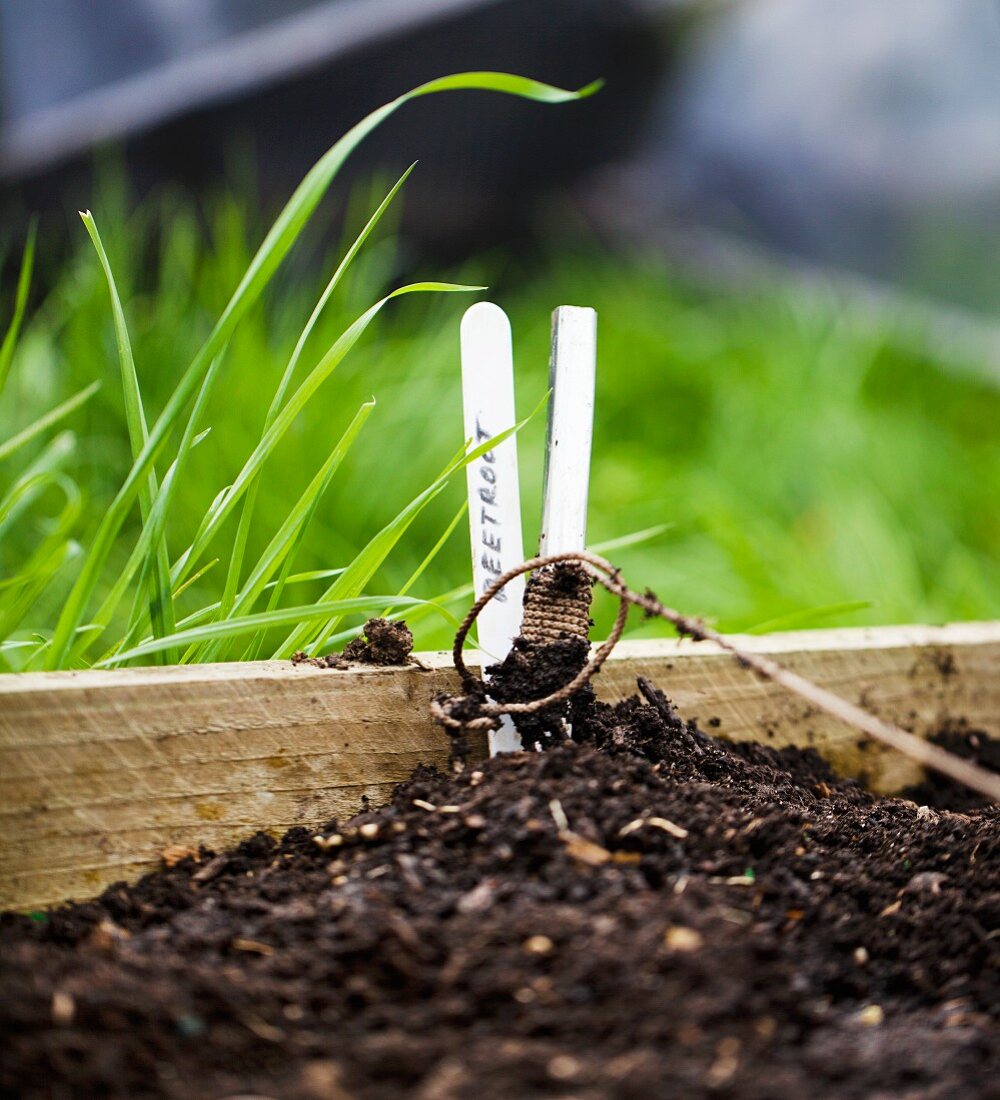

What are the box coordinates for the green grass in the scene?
[0,71,600,670]
[2,89,999,671]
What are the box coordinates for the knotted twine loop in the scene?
[431,551,629,732]
[430,550,1000,804]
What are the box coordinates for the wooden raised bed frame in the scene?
[2,621,998,911]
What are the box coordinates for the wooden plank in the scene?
[1,622,997,910]
[0,659,481,911]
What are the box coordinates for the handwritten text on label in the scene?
[474,417,509,600]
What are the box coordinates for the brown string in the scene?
[431,550,1000,804]
[431,554,629,731]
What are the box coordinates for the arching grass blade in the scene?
[80,212,176,656]
[102,595,438,667]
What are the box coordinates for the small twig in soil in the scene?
[636,675,682,725]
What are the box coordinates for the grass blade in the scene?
[115,567,350,669]
[220,165,416,621]
[195,399,375,662]
[0,222,37,397]
[102,595,436,666]
[0,433,76,543]
[0,470,81,641]
[399,502,468,599]
[411,72,603,102]
[744,600,873,635]
[274,165,416,419]
[588,524,673,555]
[0,539,81,640]
[172,557,219,601]
[0,382,99,464]
[0,473,81,583]
[80,211,176,656]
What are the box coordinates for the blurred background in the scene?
[1,0,998,662]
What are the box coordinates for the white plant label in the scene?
[460,302,526,754]
[540,305,597,556]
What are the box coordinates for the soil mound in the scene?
[2,693,997,1099]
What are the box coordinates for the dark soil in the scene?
[292,618,415,670]
[342,619,414,667]
[2,691,998,1099]
[485,634,592,749]
[900,723,1000,813]
[472,563,596,751]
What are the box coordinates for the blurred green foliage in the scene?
[2,174,998,664]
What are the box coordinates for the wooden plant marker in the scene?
[540,306,596,556]
[461,302,526,754]
[539,306,597,737]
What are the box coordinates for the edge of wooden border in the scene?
[2,621,998,910]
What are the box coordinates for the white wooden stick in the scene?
[539,307,596,742]
[460,302,526,754]
[540,306,597,555]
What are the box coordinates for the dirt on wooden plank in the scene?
[292,618,415,670]
[1,687,997,1100]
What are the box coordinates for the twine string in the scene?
[431,551,1000,803]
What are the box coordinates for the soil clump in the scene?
[475,562,597,749]
[292,618,414,670]
[342,619,414,666]
[2,691,997,1099]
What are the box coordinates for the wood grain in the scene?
[2,621,997,910]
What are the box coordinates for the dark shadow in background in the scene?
[0,0,664,264]
[7,0,998,323]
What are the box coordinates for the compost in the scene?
[2,690,997,1100]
